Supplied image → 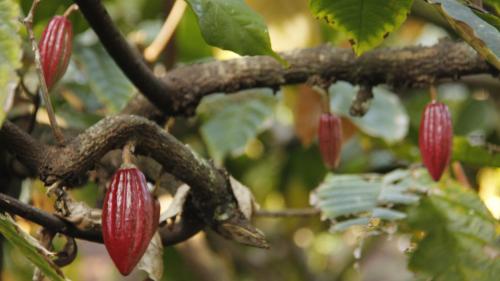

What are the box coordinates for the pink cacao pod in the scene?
[318,113,343,169]
[38,15,73,90]
[102,166,160,276]
[419,101,453,181]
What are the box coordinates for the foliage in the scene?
[309,0,414,55]
[0,214,68,281]
[0,0,21,126]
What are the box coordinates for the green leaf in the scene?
[311,168,431,231]
[329,81,409,142]
[425,0,500,70]
[0,214,68,281]
[184,0,283,63]
[452,136,500,167]
[199,89,276,164]
[74,41,135,113]
[406,181,500,281]
[0,0,22,126]
[309,0,414,55]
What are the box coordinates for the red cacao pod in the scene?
[38,15,73,90]
[419,101,453,181]
[318,112,343,169]
[102,166,160,276]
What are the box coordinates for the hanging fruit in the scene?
[419,101,453,181]
[38,15,73,90]
[102,165,160,275]
[318,112,343,169]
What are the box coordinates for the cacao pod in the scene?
[318,112,343,169]
[102,166,160,275]
[38,15,73,90]
[419,101,453,181]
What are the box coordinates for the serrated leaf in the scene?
[0,214,68,281]
[185,0,283,63]
[407,181,500,281]
[309,0,414,55]
[452,136,500,167]
[425,0,500,69]
[0,0,22,126]
[74,43,135,113]
[329,81,409,142]
[311,168,431,231]
[199,89,276,164]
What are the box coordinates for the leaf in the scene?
[425,0,500,69]
[184,0,283,63]
[0,0,22,126]
[230,176,259,219]
[159,184,190,223]
[329,81,409,142]
[311,168,431,231]
[137,232,164,281]
[452,136,500,167]
[309,0,414,55]
[74,43,135,113]
[406,181,500,281]
[0,214,68,281]
[199,89,277,164]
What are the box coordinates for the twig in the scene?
[350,85,373,117]
[144,0,187,62]
[254,208,320,218]
[23,0,65,145]
[0,192,201,246]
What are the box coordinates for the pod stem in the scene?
[23,0,65,145]
[122,141,136,165]
[63,4,79,18]
[429,85,438,101]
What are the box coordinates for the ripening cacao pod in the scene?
[38,15,73,90]
[419,101,453,181]
[318,112,343,169]
[102,166,160,276]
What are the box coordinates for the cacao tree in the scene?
[0,0,499,280]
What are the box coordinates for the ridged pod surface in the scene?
[419,101,453,181]
[318,113,343,169]
[38,15,73,90]
[102,166,160,276]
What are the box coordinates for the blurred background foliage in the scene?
[2,0,499,280]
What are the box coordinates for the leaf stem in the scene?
[23,0,65,145]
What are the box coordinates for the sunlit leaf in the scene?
[185,0,283,62]
[309,0,414,55]
[0,214,68,281]
[329,81,409,142]
[311,168,431,231]
[407,181,500,281]
[0,0,22,126]
[425,0,500,69]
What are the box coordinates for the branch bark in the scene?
[0,116,267,248]
[73,0,497,118]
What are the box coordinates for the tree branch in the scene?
[74,0,496,118]
[0,192,200,246]
[0,116,267,248]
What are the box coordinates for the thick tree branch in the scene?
[0,116,267,248]
[74,0,496,118]
[0,192,200,246]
